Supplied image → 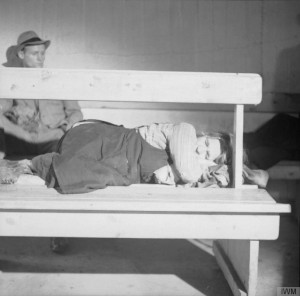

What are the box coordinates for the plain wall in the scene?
[0,0,299,130]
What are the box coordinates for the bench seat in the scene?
[268,161,300,180]
[0,178,291,296]
[0,177,290,241]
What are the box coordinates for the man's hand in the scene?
[20,130,37,142]
[34,127,64,143]
[0,115,37,142]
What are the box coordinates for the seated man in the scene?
[0,31,83,159]
[137,122,268,188]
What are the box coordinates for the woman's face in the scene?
[196,136,221,162]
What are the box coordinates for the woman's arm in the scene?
[137,123,175,150]
[138,122,207,184]
[169,122,205,183]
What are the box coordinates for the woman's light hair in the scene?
[197,131,248,165]
[197,131,232,165]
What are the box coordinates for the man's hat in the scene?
[16,31,51,52]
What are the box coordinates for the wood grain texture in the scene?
[214,240,259,296]
[0,184,291,214]
[0,68,262,104]
[0,212,280,239]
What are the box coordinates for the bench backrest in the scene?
[0,68,262,187]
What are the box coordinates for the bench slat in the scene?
[0,185,290,214]
[0,212,280,239]
[0,68,262,104]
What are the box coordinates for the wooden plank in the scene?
[213,241,247,296]
[233,105,244,188]
[228,240,259,296]
[0,185,291,214]
[0,212,280,239]
[214,240,259,296]
[0,68,262,104]
[188,239,214,256]
[0,273,202,296]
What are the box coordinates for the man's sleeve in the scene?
[0,99,13,114]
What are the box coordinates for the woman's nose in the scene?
[196,145,207,155]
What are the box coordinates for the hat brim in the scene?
[16,40,50,52]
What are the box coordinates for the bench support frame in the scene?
[214,240,259,296]
[0,68,290,296]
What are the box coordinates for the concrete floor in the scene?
[0,214,299,296]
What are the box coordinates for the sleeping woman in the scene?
[0,120,268,192]
[137,122,268,188]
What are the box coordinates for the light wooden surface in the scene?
[0,182,289,240]
[233,105,244,188]
[213,240,260,296]
[0,211,281,240]
[0,182,291,214]
[0,68,262,104]
[217,240,259,296]
[213,241,248,296]
[0,273,202,296]
[0,67,288,296]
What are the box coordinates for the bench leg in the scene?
[213,240,259,296]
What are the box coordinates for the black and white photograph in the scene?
[0,1,299,295]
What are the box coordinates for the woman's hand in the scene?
[153,164,178,185]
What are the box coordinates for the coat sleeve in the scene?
[54,154,135,193]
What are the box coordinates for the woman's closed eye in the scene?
[205,137,210,159]
[197,136,221,162]
[205,137,209,147]
[206,150,210,160]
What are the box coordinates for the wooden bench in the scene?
[267,161,300,180]
[0,68,291,296]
